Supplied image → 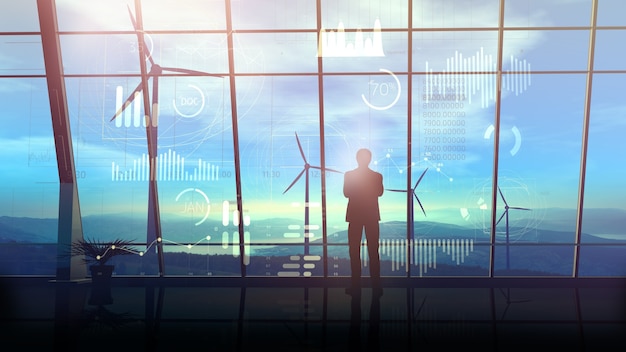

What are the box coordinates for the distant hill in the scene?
[0,214,624,277]
[1,212,624,245]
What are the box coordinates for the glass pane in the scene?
[232,0,316,30]
[504,0,592,27]
[324,72,409,278]
[61,33,229,75]
[237,75,324,276]
[594,30,626,71]
[578,246,626,277]
[497,73,587,275]
[142,0,226,30]
[413,0,500,28]
[0,77,58,275]
[56,0,135,32]
[0,0,40,32]
[580,73,626,277]
[234,33,318,73]
[504,30,590,72]
[597,0,626,26]
[0,36,45,75]
[323,0,408,30]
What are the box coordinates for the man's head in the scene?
[356,148,372,167]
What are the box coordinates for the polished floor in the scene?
[1,277,624,351]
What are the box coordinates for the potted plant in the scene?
[69,238,138,291]
[69,237,138,305]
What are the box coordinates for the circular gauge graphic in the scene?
[460,177,545,243]
[361,68,402,111]
[175,188,210,226]
[484,124,523,156]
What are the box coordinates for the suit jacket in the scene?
[343,167,384,223]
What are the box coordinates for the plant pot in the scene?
[88,265,114,305]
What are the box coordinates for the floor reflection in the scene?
[2,278,624,350]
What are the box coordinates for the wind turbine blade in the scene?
[501,304,511,320]
[283,168,305,194]
[309,165,343,174]
[324,167,343,174]
[386,189,407,193]
[414,193,427,217]
[126,4,154,66]
[294,132,307,163]
[496,210,506,225]
[160,66,223,77]
[110,81,143,122]
[509,206,531,211]
[414,167,428,189]
[498,187,509,207]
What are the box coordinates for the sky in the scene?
[1,0,625,245]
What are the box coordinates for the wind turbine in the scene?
[110,2,222,275]
[496,186,531,270]
[386,168,428,239]
[283,132,342,255]
[498,287,531,320]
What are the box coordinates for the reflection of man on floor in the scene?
[343,148,383,296]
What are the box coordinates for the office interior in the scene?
[1,0,624,350]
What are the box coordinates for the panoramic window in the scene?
[0,0,624,278]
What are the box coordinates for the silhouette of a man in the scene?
[343,148,383,296]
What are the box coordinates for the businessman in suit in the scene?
[343,148,384,296]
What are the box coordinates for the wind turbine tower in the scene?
[496,186,531,271]
[283,132,341,255]
[110,2,222,275]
